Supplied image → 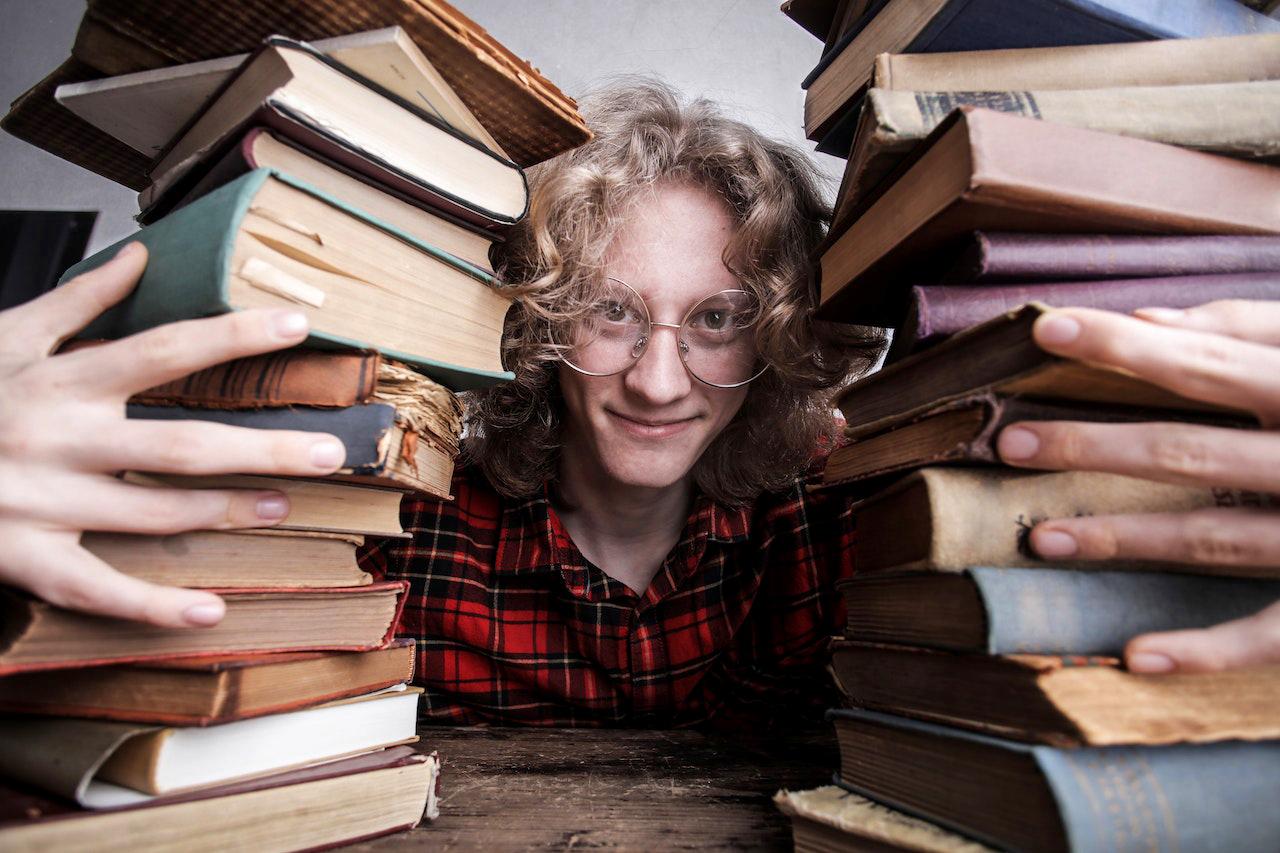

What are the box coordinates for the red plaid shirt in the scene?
[357,462,856,728]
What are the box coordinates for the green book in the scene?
[59,168,514,391]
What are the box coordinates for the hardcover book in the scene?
[775,785,993,853]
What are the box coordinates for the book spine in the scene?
[971,567,1280,655]
[904,273,1280,350]
[954,232,1280,281]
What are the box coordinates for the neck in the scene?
[554,441,693,595]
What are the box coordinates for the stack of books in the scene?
[775,2,1280,850]
[0,7,583,848]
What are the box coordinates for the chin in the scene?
[603,448,700,491]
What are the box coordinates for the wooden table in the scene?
[361,723,837,851]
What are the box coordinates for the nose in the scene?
[622,322,692,406]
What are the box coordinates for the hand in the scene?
[994,300,1280,673]
[0,242,347,628]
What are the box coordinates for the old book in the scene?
[831,642,1280,747]
[835,81,1280,219]
[82,529,369,588]
[829,708,1280,853]
[821,395,1250,486]
[0,747,439,852]
[145,129,495,270]
[141,38,527,230]
[946,232,1280,282]
[802,0,1280,147]
[0,688,420,806]
[0,580,407,675]
[896,272,1280,356]
[59,169,513,391]
[853,467,1279,576]
[122,474,407,538]
[834,303,1250,439]
[126,403,456,497]
[781,0,845,39]
[55,27,505,161]
[0,640,415,726]
[817,108,1280,325]
[775,785,994,853]
[839,568,1280,655]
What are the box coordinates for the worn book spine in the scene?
[855,467,1279,576]
[950,232,1280,281]
[899,273,1280,354]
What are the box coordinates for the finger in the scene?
[1032,307,1280,421]
[54,307,311,398]
[1125,599,1280,673]
[13,471,294,535]
[2,530,225,628]
[0,242,148,357]
[60,419,346,477]
[997,420,1280,493]
[1134,300,1280,347]
[1027,508,1280,572]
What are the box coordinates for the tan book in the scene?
[775,785,995,853]
[0,641,415,726]
[817,107,1280,325]
[831,641,1280,747]
[853,467,1278,576]
[82,529,369,588]
[835,80,1280,222]
[122,474,407,539]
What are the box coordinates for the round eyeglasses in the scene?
[554,277,767,388]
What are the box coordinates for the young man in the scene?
[1,83,1277,726]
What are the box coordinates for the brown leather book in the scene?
[817,107,1280,325]
[831,641,1280,747]
[0,640,414,726]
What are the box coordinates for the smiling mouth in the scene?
[607,410,698,436]
[609,411,696,427]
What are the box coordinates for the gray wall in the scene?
[0,0,838,256]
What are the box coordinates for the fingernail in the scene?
[1134,307,1184,323]
[999,426,1041,461]
[255,494,289,520]
[1129,652,1176,673]
[1037,314,1082,346]
[1034,528,1078,558]
[310,438,345,470]
[115,241,143,258]
[271,310,309,339]
[182,601,225,627]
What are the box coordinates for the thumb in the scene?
[1126,598,1280,674]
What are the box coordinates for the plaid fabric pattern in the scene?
[357,463,857,728]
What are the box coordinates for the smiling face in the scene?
[557,181,751,494]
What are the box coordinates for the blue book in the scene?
[829,708,1280,852]
[806,0,1280,153]
[840,567,1280,655]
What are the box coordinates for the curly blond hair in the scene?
[464,79,883,504]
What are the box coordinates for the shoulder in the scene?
[397,462,509,537]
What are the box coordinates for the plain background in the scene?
[0,0,841,257]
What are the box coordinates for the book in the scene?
[834,303,1250,439]
[140,38,528,230]
[821,395,1251,486]
[839,567,1280,655]
[835,81,1280,219]
[0,640,415,726]
[82,529,369,588]
[852,468,1279,576]
[0,581,407,675]
[58,168,514,391]
[896,272,1280,356]
[54,26,505,161]
[0,687,421,806]
[946,232,1280,282]
[828,708,1280,853]
[122,473,408,538]
[803,0,1280,148]
[775,785,994,853]
[143,128,496,271]
[126,403,455,497]
[0,746,439,852]
[816,108,1280,325]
